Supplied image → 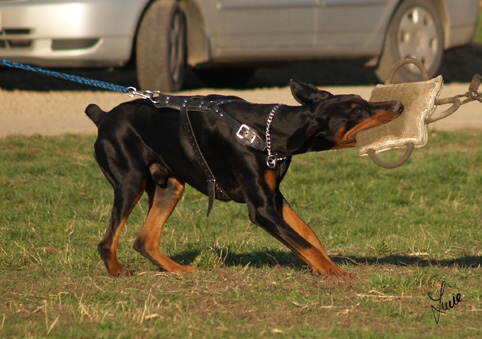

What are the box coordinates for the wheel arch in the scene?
[179,0,211,66]
[430,0,450,49]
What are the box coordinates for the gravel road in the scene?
[1,44,482,137]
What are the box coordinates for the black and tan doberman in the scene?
[85,79,403,277]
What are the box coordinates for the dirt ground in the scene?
[1,43,482,137]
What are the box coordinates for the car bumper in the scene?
[0,0,147,67]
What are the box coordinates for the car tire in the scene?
[136,0,186,92]
[375,0,444,83]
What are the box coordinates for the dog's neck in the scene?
[267,104,335,156]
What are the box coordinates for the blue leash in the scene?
[0,58,131,93]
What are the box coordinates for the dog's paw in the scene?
[171,265,199,274]
[107,265,135,277]
[320,266,354,280]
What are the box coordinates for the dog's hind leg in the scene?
[133,176,197,273]
[98,177,146,276]
[95,138,148,276]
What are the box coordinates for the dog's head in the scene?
[289,79,404,151]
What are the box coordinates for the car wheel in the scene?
[375,0,444,83]
[136,0,186,92]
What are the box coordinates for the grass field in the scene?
[1,130,481,338]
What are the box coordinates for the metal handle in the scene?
[385,58,429,85]
[367,143,414,169]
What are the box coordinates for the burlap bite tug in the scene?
[356,58,481,168]
[355,59,443,168]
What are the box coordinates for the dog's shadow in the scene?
[340,255,482,269]
[172,249,306,270]
[171,249,482,271]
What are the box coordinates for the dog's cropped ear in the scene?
[289,79,333,105]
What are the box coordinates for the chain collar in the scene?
[265,104,286,168]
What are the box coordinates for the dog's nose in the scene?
[393,101,404,114]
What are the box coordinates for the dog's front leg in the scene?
[249,200,350,277]
[245,168,350,277]
[279,199,351,277]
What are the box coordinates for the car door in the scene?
[316,0,397,56]
[209,0,318,60]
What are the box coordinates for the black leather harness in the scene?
[148,94,270,216]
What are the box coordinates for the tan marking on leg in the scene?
[281,200,351,277]
[101,217,133,276]
[134,177,197,273]
[100,188,145,276]
[264,169,279,192]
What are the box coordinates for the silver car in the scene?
[0,0,478,92]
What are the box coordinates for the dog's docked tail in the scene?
[85,104,106,126]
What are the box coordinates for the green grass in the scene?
[1,131,481,338]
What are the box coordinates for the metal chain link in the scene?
[427,74,482,123]
[265,104,286,168]
[126,87,163,103]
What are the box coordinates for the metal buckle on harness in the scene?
[236,124,257,146]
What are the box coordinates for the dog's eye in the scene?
[352,109,361,117]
